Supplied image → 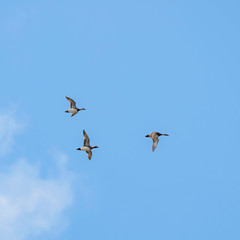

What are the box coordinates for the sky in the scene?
[0,0,240,239]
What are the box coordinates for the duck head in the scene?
[91,146,99,149]
[78,108,86,111]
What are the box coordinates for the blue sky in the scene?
[0,1,240,239]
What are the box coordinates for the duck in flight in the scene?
[65,96,86,117]
[145,132,169,152]
[76,130,99,160]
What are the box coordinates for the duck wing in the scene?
[71,112,78,117]
[66,96,76,109]
[152,136,159,152]
[86,150,92,160]
[83,130,90,147]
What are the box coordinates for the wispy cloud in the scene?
[0,156,74,240]
[0,110,81,240]
[0,112,24,156]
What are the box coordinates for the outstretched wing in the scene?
[86,150,92,160]
[66,96,76,108]
[71,112,77,117]
[152,137,159,152]
[83,130,90,147]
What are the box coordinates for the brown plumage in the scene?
[66,96,77,108]
[65,96,86,117]
[76,130,99,160]
[145,132,169,152]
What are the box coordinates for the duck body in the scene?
[76,130,99,160]
[65,108,78,114]
[65,96,85,117]
[78,146,91,152]
[145,131,169,152]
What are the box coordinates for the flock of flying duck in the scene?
[65,96,169,160]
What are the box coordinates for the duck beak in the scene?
[145,135,149,137]
[76,148,81,150]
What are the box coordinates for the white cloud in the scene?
[0,111,79,240]
[0,112,24,156]
[0,155,74,240]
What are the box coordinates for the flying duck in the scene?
[145,132,169,152]
[76,130,99,160]
[65,96,85,117]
